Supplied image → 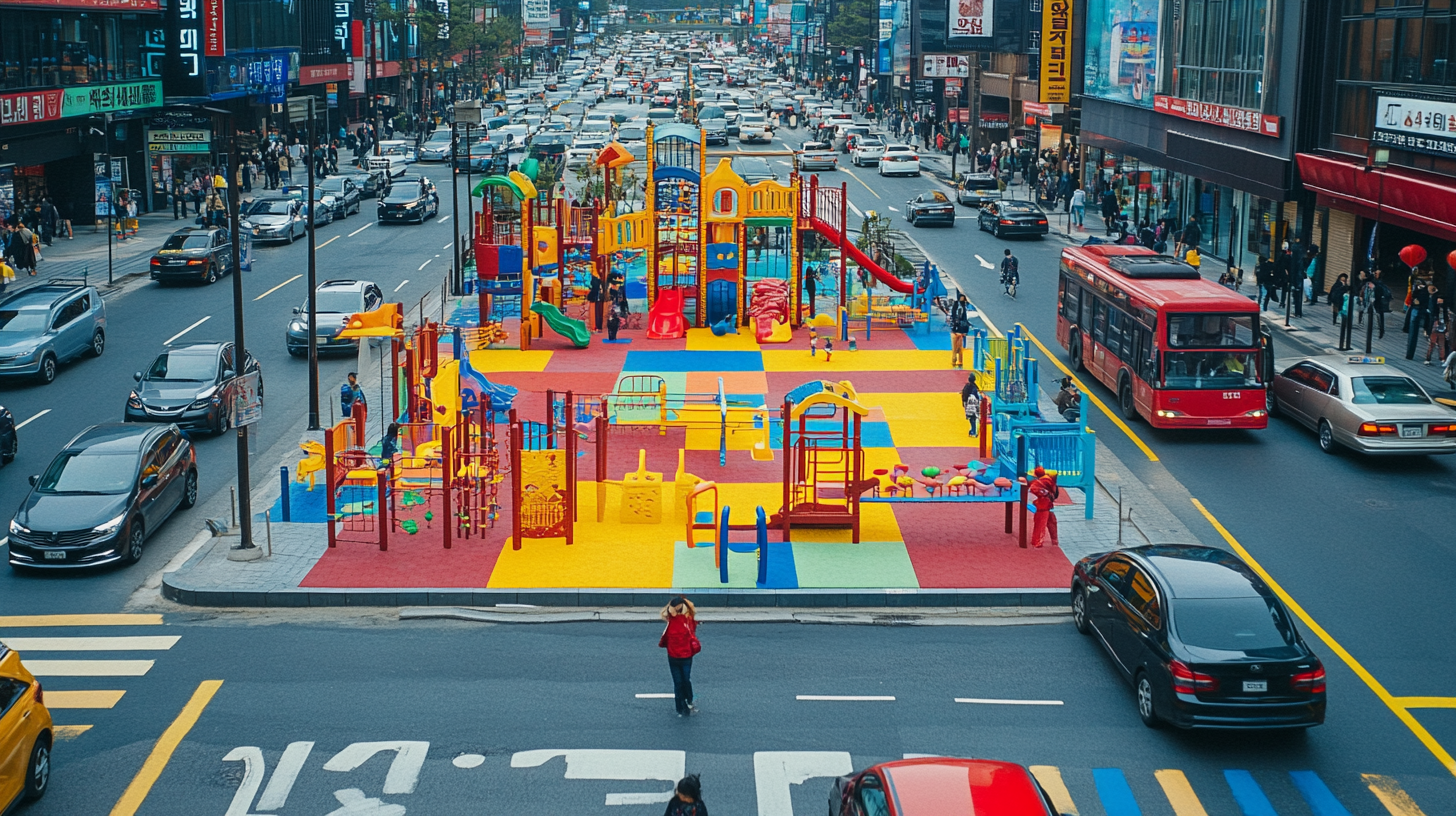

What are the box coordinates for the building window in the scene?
[1333,1,1456,139]
[1174,0,1270,110]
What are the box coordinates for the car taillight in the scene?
[150,258,162,265]
[1357,422,1398,436]
[187,259,204,265]
[1291,666,1326,694]
[1428,424,1456,436]
[1170,660,1219,694]
[33,680,42,705]
[1000,219,1015,225]
[1036,220,1048,225]
[909,155,919,161]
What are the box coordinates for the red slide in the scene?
[809,219,913,293]
[648,287,687,339]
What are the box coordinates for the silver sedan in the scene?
[1269,354,1456,455]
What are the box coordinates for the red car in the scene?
[829,758,1056,816]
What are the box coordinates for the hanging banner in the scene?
[921,55,971,78]
[1040,0,1071,103]
[203,0,225,57]
[1084,0,1157,107]
[950,0,991,38]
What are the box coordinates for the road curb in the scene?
[397,606,1072,625]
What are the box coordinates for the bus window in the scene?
[1163,351,1262,388]
[1092,299,1108,345]
[1106,309,1124,358]
[1136,326,1157,383]
[1166,313,1257,348]
[1060,282,1080,323]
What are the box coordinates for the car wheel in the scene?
[120,519,145,565]
[180,468,199,509]
[206,264,219,284]
[1119,379,1138,421]
[1318,420,1338,454]
[1069,330,1084,371]
[993,223,1002,238]
[1136,672,1160,728]
[36,353,57,385]
[1,437,15,465]
[287,346,304,358]
[23,737,50,802]
[215,406,231,435]
[288,226,296,244]
[90,329,106,357]
[1266,389,1280,418]
[1072,586,1090,635]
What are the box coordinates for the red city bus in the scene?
[1055,245,1269,429]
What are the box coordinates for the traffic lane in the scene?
[847,169,1456,748]
[38,620,1451,816]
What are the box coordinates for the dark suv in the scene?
[150,227,233,285]
[8,424,197,569]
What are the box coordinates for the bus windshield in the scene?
[1166,313,1257,348]
[1163,351,1262,389]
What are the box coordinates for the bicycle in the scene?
[1001,275,1018,298]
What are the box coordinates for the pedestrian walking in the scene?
[1425,294,1450,365]
[1000,249,1019,297]
[1371,270,1391,339]
[1069,188,1085,229]
[949,293,970,369]
[663,775,708,816]
[1406,281,1434,359]
[960,374,982,436]
[658,596,700,717]
[1329,274,1349,325]
[340,372,366,418]
[1027,466,1060,549]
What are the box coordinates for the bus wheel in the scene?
[1118,378,1138,421]
[1069,331,1084,370]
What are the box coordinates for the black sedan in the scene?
[336,168,388,199]
[8,423,197,569]
[904,190,956,227]
[378,177,440,224]
[1071,544,1326,729]
[977,200,1050,238]
[453,141,511,175]
[149,227,233,285]
[317,176,363,218]
[0,404,15,466]
[125,342,262,434]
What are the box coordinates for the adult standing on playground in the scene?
[1028,467,1060,548]
[804,264,818,316]
[960,374,982,437]
[659,596,700,717]
[340,372,366,418]
[949,293,970,369]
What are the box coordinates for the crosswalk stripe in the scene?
[1290,770,1353,816]
[0,614,163,628]
[1363,774,1429,816]
[1092,768,1143,816]
[1028,766,1078,815]
[46,690,126,709]
[54,725,93,741]
[1155,769,1209,816]
[26,660,154,677]
[1225,770,1277,816]
[2,636,180,651]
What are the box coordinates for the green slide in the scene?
[530,301,591,348]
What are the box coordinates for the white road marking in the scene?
[512,749,684,806]
[634,693,675,699]
[393,279,410,292]
[253,274,302,301]
[165,315,211,345]
[418,259,433,271]
[323,741,430,795]
[257,742,314,810]
[348,222,372,237]
[755,752,853,816]
[0,538,7,547]
[25,659,154,677]
[975,254,995,268]
[316,235,339,249]
[0,636,180,651]
[796,695,895,701]
[955,697,1064,706]
[453,754,486,769]
[439,215,451,223]
[886,206,899,212]
[14,409,49,430]
[848,201,863,218]
[442,242,453,250]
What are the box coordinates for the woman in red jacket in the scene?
[659,596,700,716]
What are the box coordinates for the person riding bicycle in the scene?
[1000,249,1020,295]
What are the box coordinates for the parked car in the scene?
[738,112,772,143]
[336,168,388,199]
[1269,355,1456,454]
[828,758,1055,816]
[317,176,363,217]
[125,342,262,434]
[0,405,15,465]
[1071,544,1327,729]
[377,176,440,224]
[904,190,956,227]
[240,197,307,243]
[877,144,921,177]
[0,644,53,806]
[0,281,106,384]
[957,172,1003,207]
[285,279,384,356]
[530,133,573,162]
[977,200,1050,237]
[149,226,233,285]
[8,423,197,569]
[416,128,454,162]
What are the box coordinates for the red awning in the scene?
[1297,153,1456,243]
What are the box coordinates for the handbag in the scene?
[689,633,702,656]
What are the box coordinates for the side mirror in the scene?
[141,473,158,488]
[133,371,142,382]
[28,475,38,486]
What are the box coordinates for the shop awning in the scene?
[1297,152,1456,243]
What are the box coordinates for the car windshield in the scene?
[1000,202,1041,213]
[922,192,950,203]
[309,290,364,313]
[246,200,293,215]
[36,450,136,495]
[741,114,766,124]
[0,308,48,334]
[146,351,216,381]
[701,106,725,119]
[383,187,421,203]
[1167,313,1257,348]
[1172,597,1301,657]
[424,131,451,145]
[962,176,997,190]
[1351,376,1430,404]
[319,179,348,192]
[160,234,212,250]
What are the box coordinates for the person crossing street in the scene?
[1000,249,1019,298]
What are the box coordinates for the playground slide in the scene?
[648,288,688,340]
[530,301,591,348]
[440,354,518,414]
[808,221,913,293]
[755,316,792,343]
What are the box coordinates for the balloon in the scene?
[1447,249,1456,270]
[1398,244,1428,268]
[921,466,941,478]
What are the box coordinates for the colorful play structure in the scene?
[273,123,1098,592]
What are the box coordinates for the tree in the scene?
[825,0,876,54]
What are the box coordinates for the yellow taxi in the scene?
[0,645,51,809]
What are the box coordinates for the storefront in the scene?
[146,112,216,213]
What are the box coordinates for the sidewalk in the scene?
[10,207,182,293]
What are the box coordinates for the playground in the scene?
[270,124,1097,596]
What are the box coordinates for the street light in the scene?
[227,121,255,553]
[306,96,321,430]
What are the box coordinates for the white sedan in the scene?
[878,145,921,177]
[850,138,886,167]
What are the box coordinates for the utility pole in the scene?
[306,96,321,430]
[226,121,255,554]
[451,122,461,296]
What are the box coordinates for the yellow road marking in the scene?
[253,273,302,301]
[1027,766,1078,815]
[1193,499,1456,778]
[1363,774,1429,816]
[109,680,223,816]
[46,690,126,709]
[26,660,154,677]
[0,614,162,627]
[1018,323,1159,461]
[839,167,882,199]
[316,235,339,249]
[1394,697,1456,708]
[1155,769,1210,816]
[54,725,92,741]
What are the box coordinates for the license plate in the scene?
[1208,418,1232,426]
[1401,425,1423,438]
[1242,680,1267,692]
[44,551,66,560]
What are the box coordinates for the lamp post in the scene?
[306,96,321,430]
[451,123,461,296]
[227,122,255,553]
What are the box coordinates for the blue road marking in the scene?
[1289,771,1353,816]
[1092,768,1143,816]
[1225,770,1278,816]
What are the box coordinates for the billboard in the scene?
[1372,90,1456,158]
[1040,0,1072,103]
[878,0,892,74]
[1083,0,1158,107]
[950,0,990,38]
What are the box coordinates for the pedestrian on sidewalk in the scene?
[10,224,36,275]
[1305,247,1321,304]
[1406,281,1434,359]
[1425,293,1450,365]
[1372,270,1391,339]
[658,596,700,717]
[0,256,14,293]
[664,775,707,816]
[38,198,58,246]
[340,372,366,418]
[1069,188,1085,229]
[1027,466,1060,548]
[1329,274,1350,325]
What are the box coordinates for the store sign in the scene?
[204,0,225,57]
[951,0,992,38]
[301,64,349,85]
[0,81,162,126]
[0,90,62,126]
[148,130,211,154]
[326,82,339,108]
[912,79,935,101]
[1372,91,1456,158]
[1023,101,1053,116]
[944,78,962,96]
[436,0,450,39]
[0,0,157,8]
[334,1,352,56]
[1153,94,1281,137]
[979,112,1009,129]
[179,0,202,82]
[1040,0,1072,103]
[921,55,970,78]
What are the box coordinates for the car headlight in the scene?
[9,520,29,536]
[189,386,219,410]
[92,513,127,535]
[290,320,306,333]
[128,391,142,408]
